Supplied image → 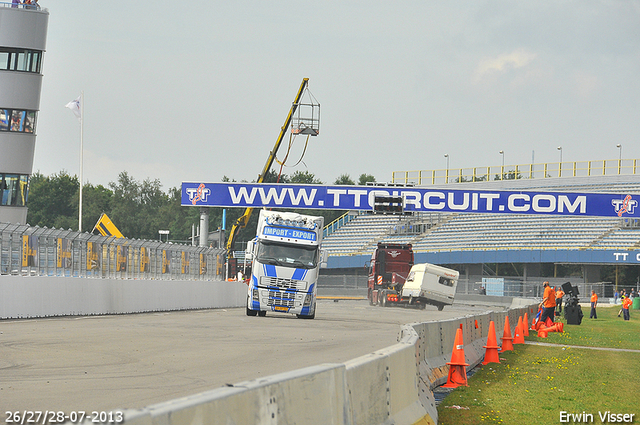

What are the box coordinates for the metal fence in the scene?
[392,158,640,185]
[317,274,614,300]
[459,279,611,299]
[0,222,226,280]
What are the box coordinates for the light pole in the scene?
[557,146,562,163]
[617,144,622,160]
[557,146,563,177]
[616,144,622,174]
[499,150,504,180]
[444,154,449,183]
[159,229,169,243]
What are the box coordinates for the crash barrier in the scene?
[0,222,226,280]
[108,298,536,425]
[0,276,247,318]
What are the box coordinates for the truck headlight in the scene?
[252,289,259,300]
[303,293,312,307]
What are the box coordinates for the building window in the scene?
[0,108,37,133]
[0,174,29,207]
[0,47,42,73]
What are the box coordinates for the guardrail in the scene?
[0,222,225,280]
[392,158,640,185]
[323,211,355,238]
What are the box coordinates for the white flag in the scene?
[65,96,81,120]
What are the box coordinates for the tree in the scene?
[290,170,322,184]
[334,174,355,185]
[161,186,201,243]
[494,170,522,181]
[108,172,142,238]
[27,171,79,229]
[80,184,113,232]
[358,173,376,185]
[260,168,288,183]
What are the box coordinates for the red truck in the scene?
[367,242,459,310]
[367,242,417,307]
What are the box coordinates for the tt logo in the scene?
[612,195,637,217]
[186,184,210,205]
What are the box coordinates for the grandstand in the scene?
[323,173,640,257]
[323,212,637,255]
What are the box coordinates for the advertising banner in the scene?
[181,182,639,218]
[140,247,150,272]
[56,238,72,269]
[87,242,100,271]
[116,246,128,272]
[22,235,37,267]
[199,252,207,275]
[181,251,189,274]
[162,250,171,274]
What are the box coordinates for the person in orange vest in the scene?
[539,281,556,324]
[555,287,565,315]
[589,290,598,319]
[621,296,632,321]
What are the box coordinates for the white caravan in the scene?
[401,263,459,311]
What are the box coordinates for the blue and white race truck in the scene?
[245,210,326,319]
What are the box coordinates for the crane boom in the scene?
[226,78,310,255]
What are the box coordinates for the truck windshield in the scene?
[256,240,318,269]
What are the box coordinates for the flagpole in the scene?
[79,91,84,232]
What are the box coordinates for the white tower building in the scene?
[0,3,49,224]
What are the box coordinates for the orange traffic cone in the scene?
[443,327,469,388]
[544,316,554,328]
[513,316,525,344]
[523,312,530,336]
[501,316,514,352]
[482,321,500,365]
[537,327,548,338]
[540,323,564,333]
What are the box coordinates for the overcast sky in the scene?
[35,1,640,191]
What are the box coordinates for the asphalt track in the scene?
[0,300,494,419]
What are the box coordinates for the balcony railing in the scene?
[0,2,47,12]
[392,159,640,186]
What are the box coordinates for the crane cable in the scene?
[275,133,311,183]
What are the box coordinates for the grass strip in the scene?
[525,304,640,350]
[437,304,640,424]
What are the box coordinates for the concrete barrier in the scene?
[77,297,536,425]
[120,364,349,425]
[0,276,247,318]
[344,325,427,425]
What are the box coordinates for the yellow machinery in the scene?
[92,213,124,238]
[225,78,319,255]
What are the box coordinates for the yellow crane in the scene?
[225,78,319,255]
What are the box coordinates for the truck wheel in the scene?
[297,303,316,319]
[419,302,426,310]
[381,293,387,307]
[437,304,445,311]
[368,290,374,306]
[258,311,267,317]
[246,297,258,316]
